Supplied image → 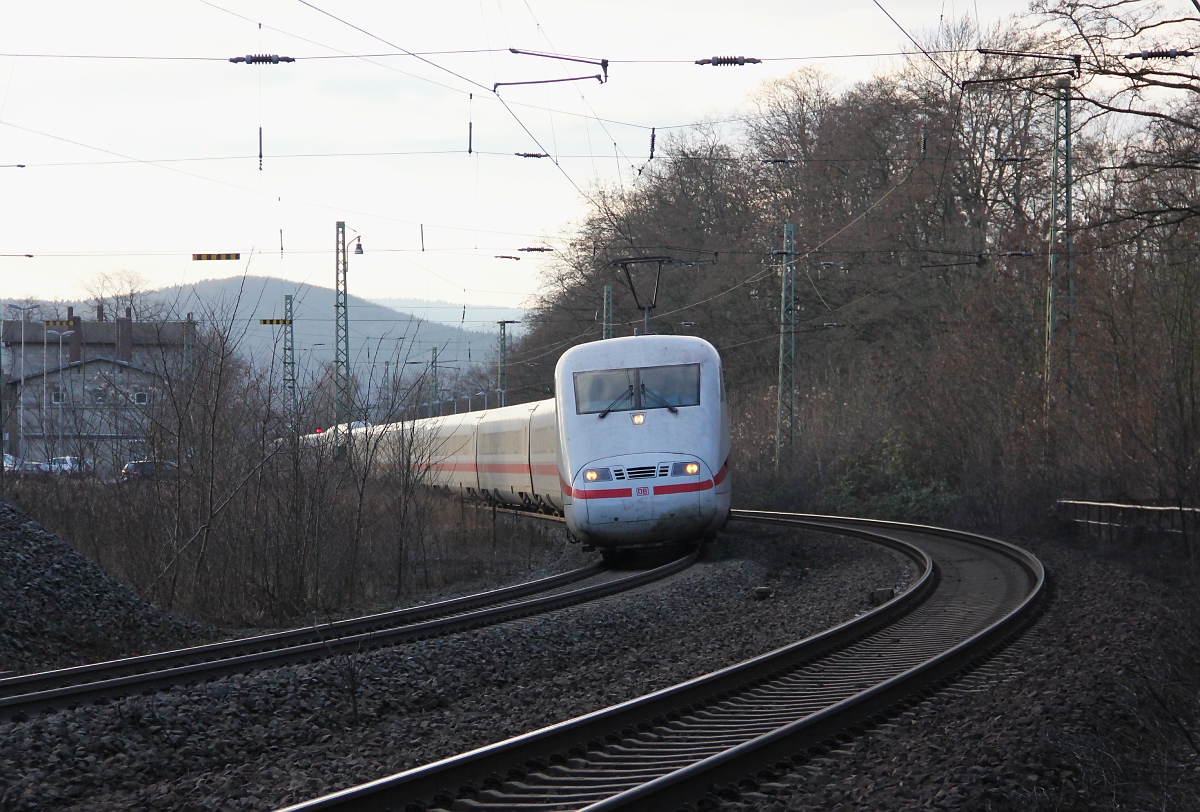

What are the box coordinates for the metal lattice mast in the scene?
[602,284,613,340]
[334,221,351,432]
[1044,77,1072,425]
[282,294,296,416]
[497,320,517,407]
[775,224,796,471]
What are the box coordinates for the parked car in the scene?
[48,456,94,476]
[14,460,50,478]
[120,460,181,481]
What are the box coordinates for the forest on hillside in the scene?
[497,6,1200,531]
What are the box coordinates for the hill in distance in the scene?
[150,276,498,374]
[368,297,527,333]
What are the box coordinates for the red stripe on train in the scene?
[428,462,560,476]
[652,479,713,495]
[573,486,635,499]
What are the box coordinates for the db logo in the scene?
[636,486,650,497]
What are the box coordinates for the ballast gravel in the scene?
[0,520,909,811]
[712,534,1200,812]
[0,503,210,676]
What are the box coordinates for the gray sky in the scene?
[0,0,1035,310]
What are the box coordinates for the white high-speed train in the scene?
[336,335,731,557]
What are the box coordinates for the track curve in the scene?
[275,511,1044,812]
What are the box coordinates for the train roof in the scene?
[556,335,720,374]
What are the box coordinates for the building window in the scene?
[51,389,65,404]
[133,392,149,405]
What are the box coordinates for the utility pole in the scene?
[1044,76,1072,427]
[283,294,296,418]
[8,304,36,459]
[775,224,797,471]
[430,347,440,416]
[184,312,195,370]
[334,221,351,435]
[602,285,613,340]
[497,320,518,407]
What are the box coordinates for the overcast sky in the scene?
[0,0,1036,314]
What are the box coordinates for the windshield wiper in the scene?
[640,384,678,414]
[598,385,634,418]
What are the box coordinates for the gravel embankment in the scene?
[0,503,211,675]
[0,523,908,811]
[716,534,1200,812]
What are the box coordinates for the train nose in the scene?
[570,454,716,543]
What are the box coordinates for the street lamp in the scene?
[460,394,471,412]
[7,304,37,459]
[477,390,488,410]
[46,330,73,456]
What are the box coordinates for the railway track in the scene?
[0,553,697,721]
[277,510,1045,812]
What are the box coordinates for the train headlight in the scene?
[671,462,701,476]
[631,413,645,425]
[583,468,612,482]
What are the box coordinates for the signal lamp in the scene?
[631,413,645,425]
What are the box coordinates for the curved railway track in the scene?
[0,553,697,721]
[277,510,1045,812]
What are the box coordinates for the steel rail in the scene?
[0,563,601,701]
[274,511,1043,812]
[1,555,696,720]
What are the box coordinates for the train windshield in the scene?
[574,363,700,415]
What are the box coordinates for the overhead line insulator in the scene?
[515,152,550,158]
[695,56,761,66]
[1123,49,1194,59]
[229,54,295,64]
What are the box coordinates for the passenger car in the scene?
[48,456,94,476]
[120,460,180,481]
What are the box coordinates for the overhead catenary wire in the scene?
[647,165,919,324]
[0,46,983,137]
[0,47,978,65]
[10,148,950,167]
[4,4,1032,343]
